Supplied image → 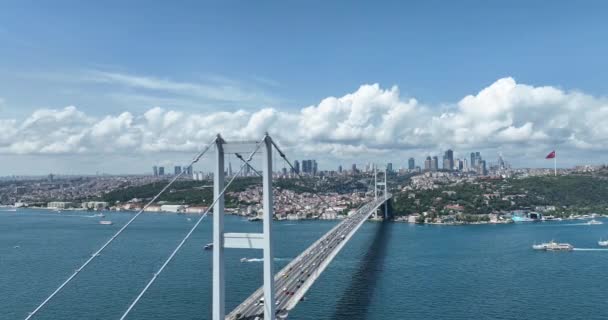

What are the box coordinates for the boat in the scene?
[587,219,603,225]
[93,213,105,218]
[532,241,573,251]
[240,257,248,262]
[204,243,213,250]
[99,220,113,225]
[599,239,608,247]
[248,216,262,222]
[277,311,289,319]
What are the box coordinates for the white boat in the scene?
[240,258,248,263]
[532,241,573,251]
[587,219,603,225]
[599,239,608,247]
[93,213,105,218]
[99,220,113,225]
[204,243,213,250]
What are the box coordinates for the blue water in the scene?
[2,209,608,320]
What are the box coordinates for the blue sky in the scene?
[1,1,608,174]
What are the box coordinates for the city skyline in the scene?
[2,2,608,175]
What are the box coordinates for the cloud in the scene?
[84,70,281,108]
[1,78,608,166]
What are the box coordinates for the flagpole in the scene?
[554,156,556,176]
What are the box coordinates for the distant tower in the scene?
[446,149,454,170]
[174,166,182,175]
[431,156,439,171]
[338,165,342,173]
[228,162,233,177]
[351,163,357,173]
[386,163,393,173]
[293,160,300,174]
[408,158,415,170]
[424,156,432,171]
[158,166,165,176]
[153,166,158,177]
[470,152,476,169]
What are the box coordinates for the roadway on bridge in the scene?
[226,195,391,320]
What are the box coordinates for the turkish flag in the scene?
[545,151,556,159]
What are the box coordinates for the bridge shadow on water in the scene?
[332,221,392,320]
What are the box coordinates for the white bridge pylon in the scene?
[374,164,389,219]
[213,134,276,320]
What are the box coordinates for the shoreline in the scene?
[6,207,608,226]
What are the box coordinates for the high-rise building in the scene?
[228,162,233,176]
[424,156,432,171]
[446,149,454,170]
[431,156,439,171]
[387,163,393,173]
[408,158,415,170]
[174,166,182,175]
[158,166,165,176]
[470,152,476,169]
[293,160,300,174]
[338,165,342,173]
[351,163,357,173]
[312,160,318,175]
[443,157,451,171]
[153,166,158,177]
[477,160,487,175]
[442,149,454,171]
[185,166,193,175]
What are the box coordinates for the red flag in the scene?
[545,150,556,159]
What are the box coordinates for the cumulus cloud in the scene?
[1,78,607,164]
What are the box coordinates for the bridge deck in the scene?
[226,194,392,319]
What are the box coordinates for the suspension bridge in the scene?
[24,134,393,320]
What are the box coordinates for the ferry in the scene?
[587,219,603,225]
[204,243,213,250]
[598,239,608,247]
[99,220,113,225]
[532,241,573,251]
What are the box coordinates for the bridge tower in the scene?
[374,165,389,220]
[213,135,276,320]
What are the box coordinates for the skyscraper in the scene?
[408,158,415,170]
[446,149,454,170]
[351,163,357,173]
[431,156,439,171]
[293,160,300,174]
[424,156,432,171]
[443,156,451,171]
[386,163,393,173]
[153,166,158,177]
[228,162,233,176]
[338,165,342,173]
[470,152,476,169]
[312,160,318,175]
[185,165,193,175]
[158,166,165,176]
[174,166,182,175]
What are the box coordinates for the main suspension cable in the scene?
[119,137,264,320]
[25,136,217,320]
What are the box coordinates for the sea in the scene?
[2,208,608,320]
